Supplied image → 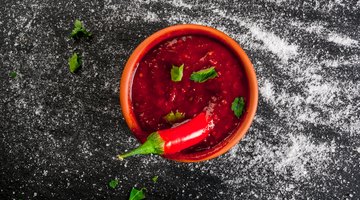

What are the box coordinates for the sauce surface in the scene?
[131,35,249,153]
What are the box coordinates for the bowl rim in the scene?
[120,24,258,162]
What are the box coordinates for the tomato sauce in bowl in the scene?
[120,24,258,162]
[131,35,249,157]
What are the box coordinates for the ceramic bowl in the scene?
[120,24,258,162]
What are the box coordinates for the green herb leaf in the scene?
[129,187,146,200]
[171,64,184,82]
[70,19,92,39]
[9,71,17,78]
[190,67,218,83]
[163,110,185,124]
[68,53,82,73]
[109,179,119,189]
[152,175,158,183]
[231,97,245,118]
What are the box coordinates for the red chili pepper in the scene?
[117,112,212,160]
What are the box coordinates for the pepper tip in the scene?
[117,154,124,161]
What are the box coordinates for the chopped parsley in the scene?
[9,71,17,78]
[163,110,185,124]
[129,187,146,200]
[190,67,218,83]
[231,97,245,118]
[152,175,158,183]
[70,19,92,39]
[171,64,184,82]
[109,179,119,189]
[68,53,82,73]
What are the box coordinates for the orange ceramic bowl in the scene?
[120,24,258,162]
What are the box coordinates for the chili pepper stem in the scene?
[117,132,165,160]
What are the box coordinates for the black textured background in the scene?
[1,0,359,199]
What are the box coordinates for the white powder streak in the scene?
[171,0,193,9]
[265,0,287,5]
[259,80,275,104]
[212,8,299,63]
[224,131,335,183]
[327,33,359,47]
[291,20,359,47]
[144,11,160,22]
[249,25,299,63]
[274,134,333,180]
[356,147,360,153]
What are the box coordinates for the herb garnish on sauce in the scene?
[231,97,245,118]
[190,67,218,83]
[171,64,184,82]
[163,110,185,124]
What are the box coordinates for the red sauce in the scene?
[131,35,249,153]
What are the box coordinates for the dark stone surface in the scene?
[1,0,359,199]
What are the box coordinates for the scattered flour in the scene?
[170,0,193,9]
[327,33,359,47]
[259,80,275,104]
[265,0,287,5]
[143,11,160,22]
[211,8,299,63]
[273,134,334,180]
[291,20,359,47]
[356,147,360,153]
[248,25,299,63]
[303,23,326,34]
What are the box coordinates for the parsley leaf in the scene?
[129,187,146,200]
[109,179,119,189]
[171,64,184,82]
[190,67,218,83]
[152,176,158,183]
[68,53,82,73]
[231,97,245,118]
[163,110,185,124]
[70,19,92,39]
[9,71,17,78]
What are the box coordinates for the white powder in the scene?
[143,11,160,22]
[259,79,275,104]
[327,33,359,47]
[274,134,334,180]
[305,82,339,105]
[291,20,359,47]
[304,23,326,34]
[211,8,299,63]
[248,25,299,63]
[265,0,287,5]
[221,130,336,187]
[356,147,360,153]
[170,0,193,9]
